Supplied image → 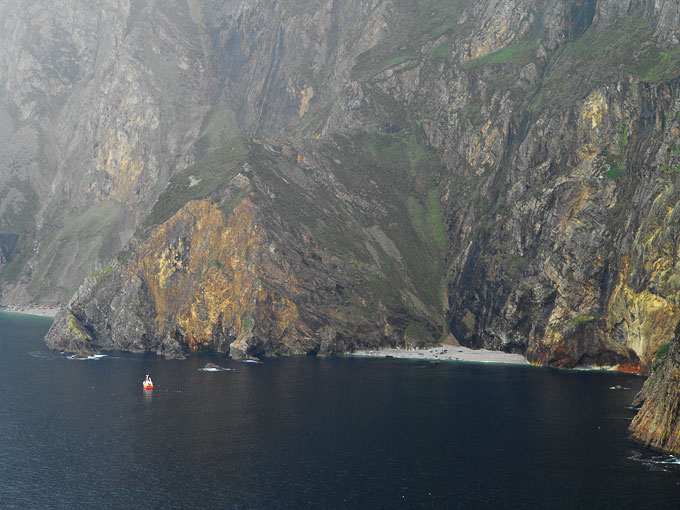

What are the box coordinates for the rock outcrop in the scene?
[46,137,443,358]
[630,321,680,454]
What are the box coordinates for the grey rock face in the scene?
[0,0,209,304]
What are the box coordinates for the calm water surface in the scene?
[1,312,679,509]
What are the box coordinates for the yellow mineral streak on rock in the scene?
[136,198,309,352]
[463,21,511,62]
[299,86,314,118]
[110,154,144,202]
[607,277,679,364]
[606,192,680,366]
[580,90,607,131]
[573,91,610,161]
[578,145,599,159]
[554,182,595,237]
[367,18,388,47]
[541,327,564,348]
[155,237,186,289]
[94,128,145,203]
[466,120,503,174]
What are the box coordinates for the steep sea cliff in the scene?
[630,321,680,453]
[2,0,680,453]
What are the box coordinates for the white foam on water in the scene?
[68,354,107,361]
[198,367,233,372]
[628,450,680,472]
[28,351,58,359]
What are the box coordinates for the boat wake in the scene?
[628,450,680,472]
[68,354,107,361]
[28,350,60,359]
[199,363,233,372]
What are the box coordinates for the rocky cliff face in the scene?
[46,137,444,358]
[0,0,210,304]
[5,0,680,389]
[630,321,680,454]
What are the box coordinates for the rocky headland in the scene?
[630,321,680,454]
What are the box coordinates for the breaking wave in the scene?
[28,351,59,359]
[629,450,680,472]
[68,354,107,361]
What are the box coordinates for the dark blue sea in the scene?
[1,312,679,509]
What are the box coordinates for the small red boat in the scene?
[143,374,153,390]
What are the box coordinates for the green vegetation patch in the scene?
[91,264,112,278]
[0,176,38,234]
[426,42,451,60]
[207,259,224,271]
[381,55,414,72]
[68,314,92,342]
[660,164,680,175]
[407,189,446,254]
[48,201,122,244]
[331,130,447,316]
[352,0,466,80]
[193,103,239,160]
[531,15,669,112]
[462,40,537,69]
[489,253,528,279]
[571,312,601,327]
[362,126,436,177]
[0,176,39,285]
[617,124,628,149]
[655,342,671,360]
[605,165,625,179]
[332,304,380,322]
[219,189,249,216]
[640,47,680,83]
[404,322,435,343]
[145,139,249,227]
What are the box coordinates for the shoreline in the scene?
[349,345,529,365]
[0,305,59,318]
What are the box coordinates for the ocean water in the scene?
[1,311,679,509]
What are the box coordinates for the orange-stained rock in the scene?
[133,198,310,355]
